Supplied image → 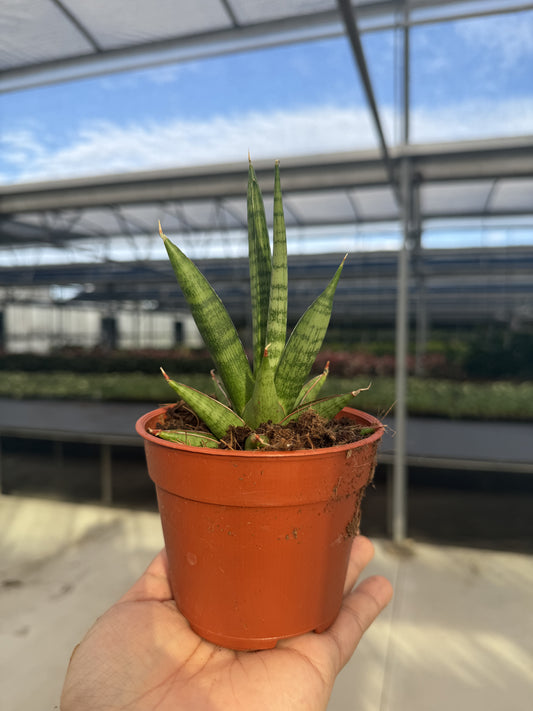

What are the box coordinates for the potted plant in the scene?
[136,158,384,650]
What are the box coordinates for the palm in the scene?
[61,538,392,711]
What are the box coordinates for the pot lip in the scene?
[136,405,384,458]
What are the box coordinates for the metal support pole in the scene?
[412,182,427,376]
[391,6,412,543]
[393,158,411,542]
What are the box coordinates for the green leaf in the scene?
[264,160,288,371]
[152,429,220,448]
[281,384,371,425]
[294,361,330,407]
[160,223,253,414]
[247,159,272,373]
[244,432,270,450]
[242,346,285,429]
[275,256,347,413]
[161,368,245,439]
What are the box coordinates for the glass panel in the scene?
[410,9,533,143]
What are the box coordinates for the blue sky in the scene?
[1,8,532,185]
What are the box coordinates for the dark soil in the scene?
[157,401,210,433]
[157,401,372,451]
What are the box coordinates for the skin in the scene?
[61,536,392,711]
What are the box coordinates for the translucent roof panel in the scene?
[230,0,335,24]
[410,0,520,23]
[490,178,533,214]
[285,192,356,225]
[349,186,398,222]
[217,198,248,228]
[62,0,233,50]
[410,8,533,143]
[0,0,94,69]
[421,181,494,218]
[73,209,125,235]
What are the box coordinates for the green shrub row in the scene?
[1,371,532,421]
[0,347,214,375]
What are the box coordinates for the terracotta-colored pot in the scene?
[136,406,383,650]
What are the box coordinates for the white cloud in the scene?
[0,106,378,184]
[1,97,532,186]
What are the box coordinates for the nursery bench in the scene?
[379,415,533,474]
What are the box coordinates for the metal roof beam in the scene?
[2,138,531,215]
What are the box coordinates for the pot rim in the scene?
[136,405,383,459]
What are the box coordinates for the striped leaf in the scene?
[294,361,330,407]
[210,369,231,407]
[264,160,288,371]
[281,385,371,425]
[242,346,285,428]
[275,256,347,413]
[247,160,272,373]
[161,369,245,439]
[153,430,221,448]
[160,223,253,415]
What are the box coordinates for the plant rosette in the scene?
[136,406,383,650]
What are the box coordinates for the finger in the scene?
[343,535,375,595]
[327,574,393,671]
[118,548,174,603]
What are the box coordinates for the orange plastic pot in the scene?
[136,406,383,650]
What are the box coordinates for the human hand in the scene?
[60,536,392,711]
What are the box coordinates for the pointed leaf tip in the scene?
[351,383,372,397]
[158,221,167,240]
[160,367,170,381]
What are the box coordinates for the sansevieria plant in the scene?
[155,158,369,450]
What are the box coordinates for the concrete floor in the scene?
[1,494,532,711]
